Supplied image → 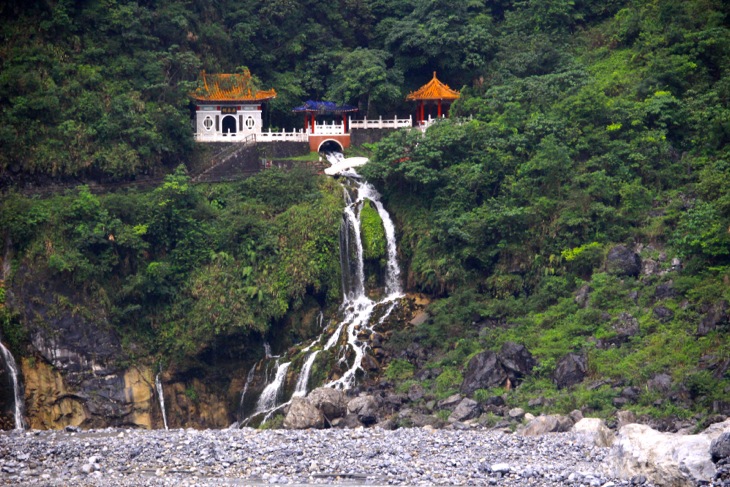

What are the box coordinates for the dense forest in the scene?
[1,0,730,425]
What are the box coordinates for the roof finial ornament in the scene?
[433,71,437,79]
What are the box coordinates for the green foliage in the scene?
[434,367,463,397]
[360,203,386,262]
[1,170,344,360]
[384,359,415,381]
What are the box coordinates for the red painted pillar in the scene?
[342,113,347,133]
[438,100,442,118]
[420,101,425,124]
[310,113,315,134]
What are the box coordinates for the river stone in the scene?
[307,387,347,419]
[448,398,480,423]
[519,414,574,436]
[553,353,587,389]
[283,397,324,429]
[572,418,615,447]
[461,351,507,395]
[605,245,641,277]
[347,395,379,425]
[604,420,730,486]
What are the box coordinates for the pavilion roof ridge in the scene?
[191,69,276,102]
[406,71,460,101]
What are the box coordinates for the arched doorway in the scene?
[318,139,344,153]
[222,115,237,135]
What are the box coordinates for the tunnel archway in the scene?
[318,139,344,153]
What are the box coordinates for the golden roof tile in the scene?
[191,69,276,102]
[406,72,460,101]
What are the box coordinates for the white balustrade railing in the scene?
[257,129,308,142]
[312,121,346,135]
[349,116,412,130]
[194,130,255,142]
[194,116,436,143]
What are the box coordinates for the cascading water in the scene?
[293,351,320,397]
[155,372,168,430]
[254,359,290,415]
[239,153,403,424]
[0,340,26,430]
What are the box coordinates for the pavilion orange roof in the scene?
[406,72,460,101]
[190,69,276,102]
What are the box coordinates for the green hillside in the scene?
[1,0,729,425]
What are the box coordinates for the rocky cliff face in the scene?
[6,264,239,430]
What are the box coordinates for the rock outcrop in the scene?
[604,419,730,486]
[461,342,536,395]
[572,418,615,447]
[307,387,347,421]
[283,397,324,429]
[605,245,641,277]
[553,353,587,389]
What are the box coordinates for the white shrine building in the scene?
[191,69,277,142]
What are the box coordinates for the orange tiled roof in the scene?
[406,72,460,101]
[191,69,276,102]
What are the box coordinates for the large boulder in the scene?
[307,387,348,420]
[448,398,480,423]
[499,342,536,382]
[711,432,730,463]
[605,245,641,277]
[553,353,587,389]
[347,395,379,426]
[461,351,507,395]
[698,301,729,336]
[283,397,324,429]
[572,418,615,447]
[604,419,730,486]
[519,414,574,436]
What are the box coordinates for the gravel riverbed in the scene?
[0,427,651,486]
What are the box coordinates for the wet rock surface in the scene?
[0,426,646,486]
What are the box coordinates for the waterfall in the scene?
[0,340,25,430]
[254,360,290,414]
[293,351,320,397]
[155,373,168,430]
[238,366,256,410]
[263,342,273,359]
[239,153,403,424]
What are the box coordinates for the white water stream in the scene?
[240,153,403,424]
[293,351,320,397]
[0,340,25,430]
[155,373,169,430]
[254,360,291,414]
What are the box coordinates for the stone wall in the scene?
[194,143,260,183]
[257,141,310,159]
[351,128,396,147]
